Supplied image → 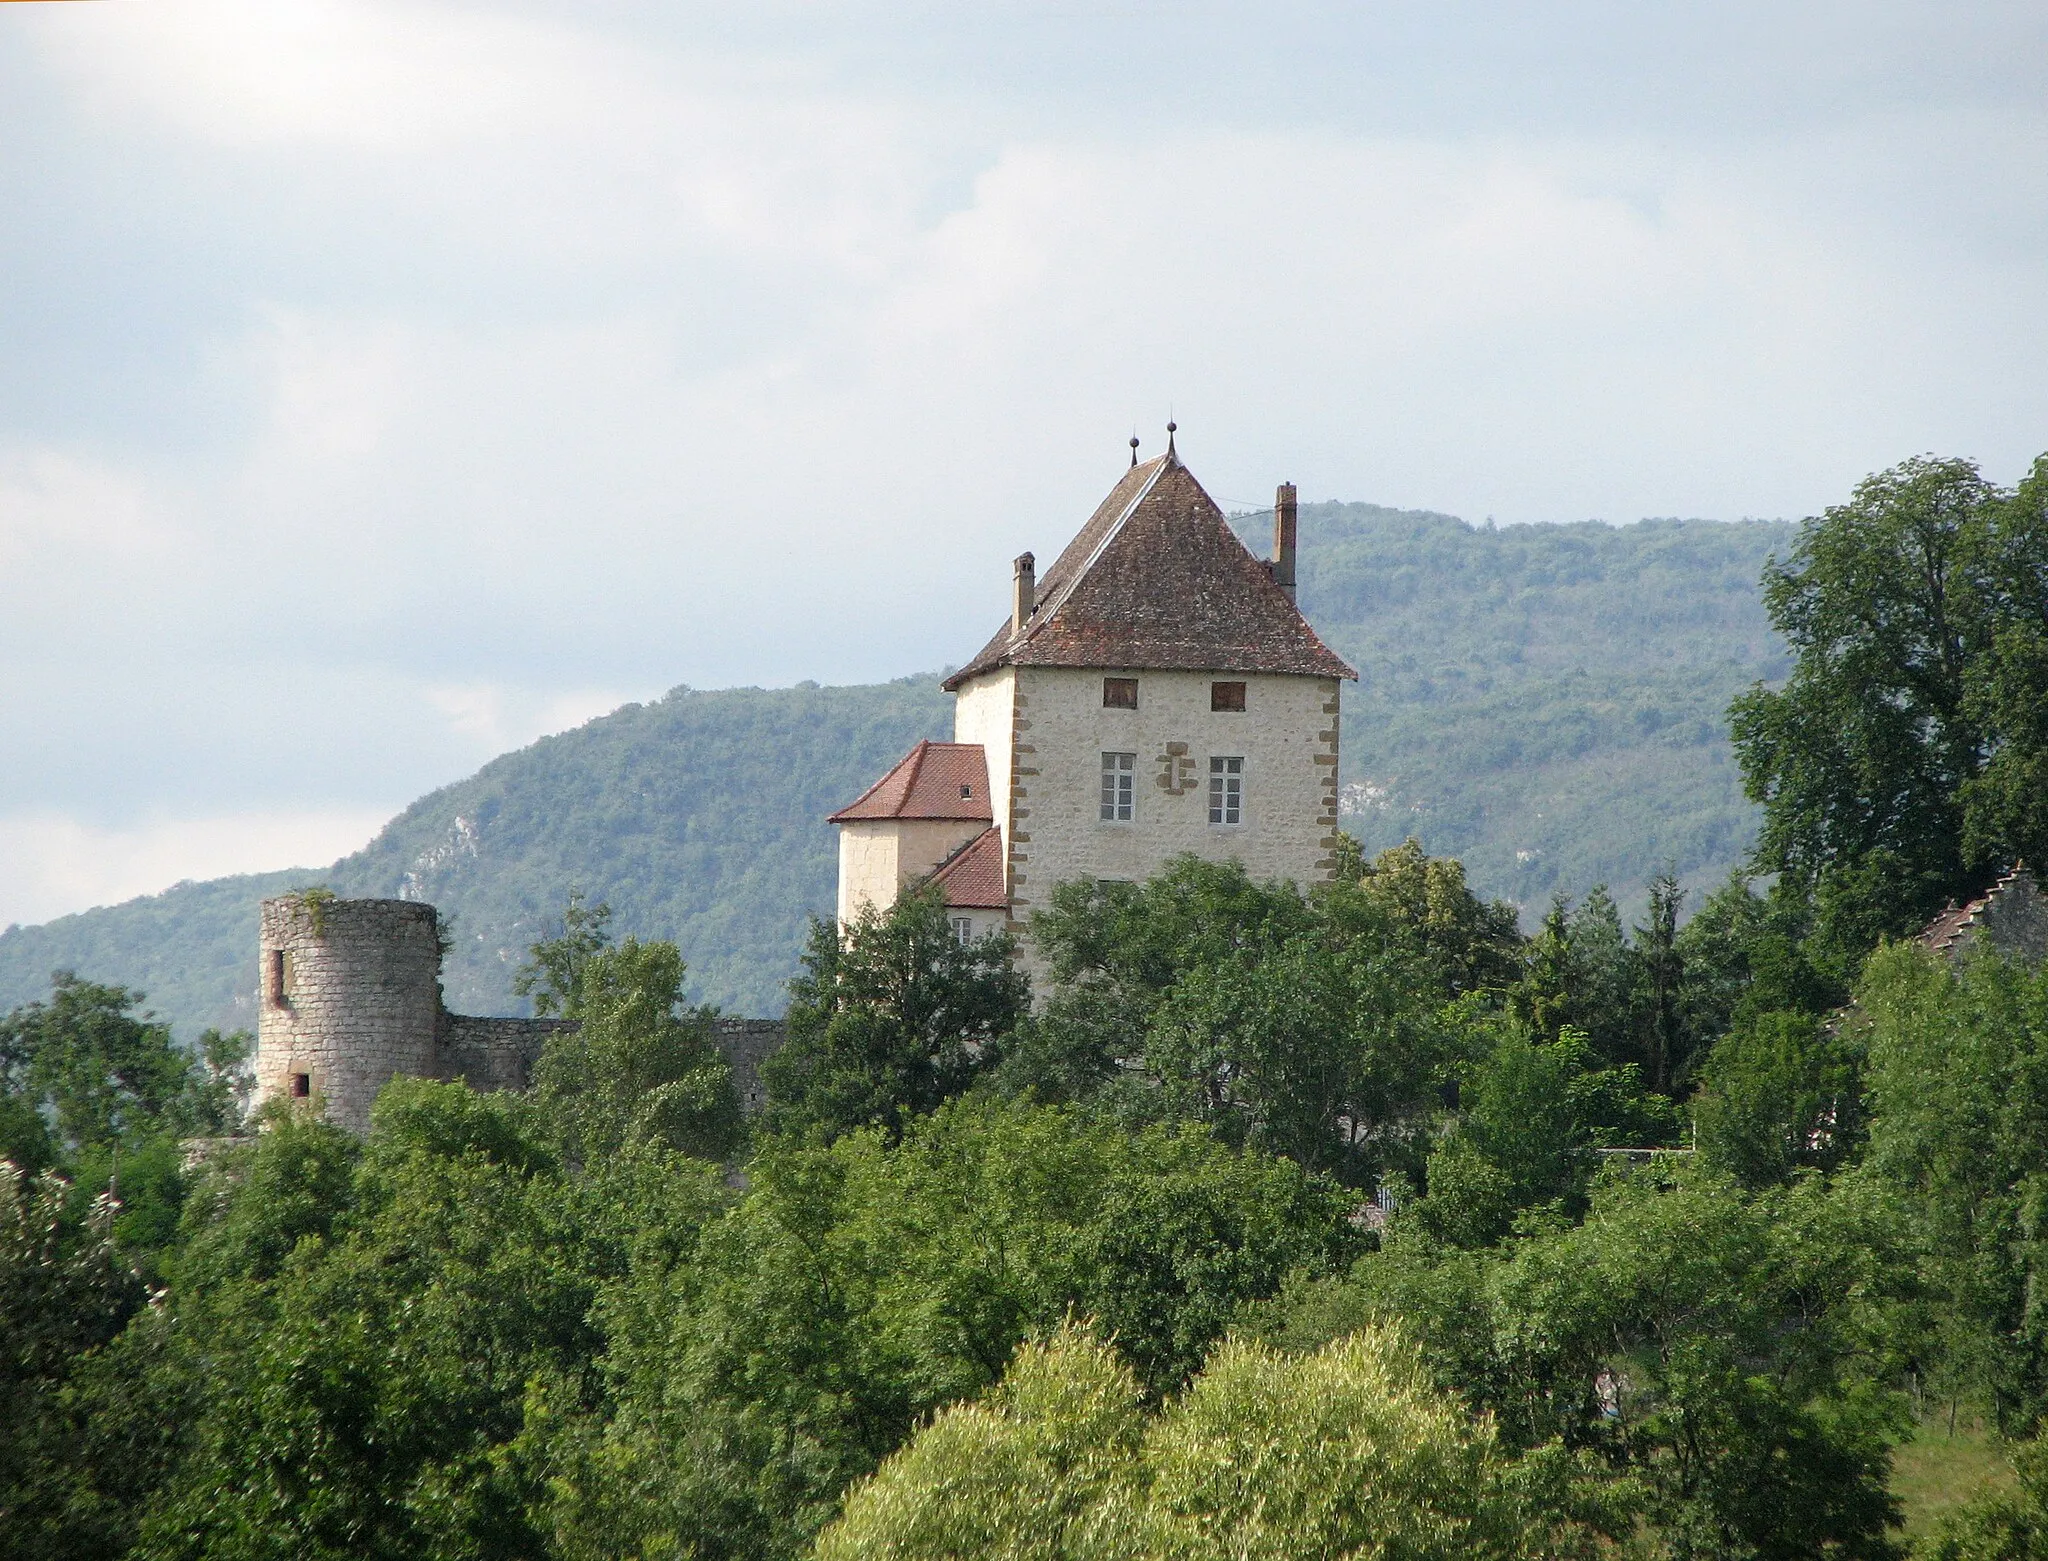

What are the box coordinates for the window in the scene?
[1211,680,1246,712]
[959,783,973,799]
[290,1072,311,1099]
[950,916,975,945]
[1100,751,1136,820]
[1102,676,1138,709]
[268,948,291,1007]
[1208,756,1243,824]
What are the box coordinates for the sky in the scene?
[2,0,2045,929]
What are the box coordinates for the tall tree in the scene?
[1729,456,2003,965]
[763,889,1026,1143]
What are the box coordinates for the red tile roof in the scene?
[943,451,1357,690]
[1919,865,2048,957]
[827,741,993,823]
[926,826,1007,909]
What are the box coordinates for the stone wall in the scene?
[714,1017,786,1114]
[257,893,787,1133]
[437,1014,577,1093]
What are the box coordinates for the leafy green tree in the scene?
[816,1322,1533,1561]
[1691,1009,1862,1187]
[813,1323,1145,1561]
[1141,917,1440,1184]
[1420,1021,1678,1247]
[2,975,202,1150]
[531,937,742,1165]
[512,891,613,1019]
[1855,940,2048,1430]
[1727,455,2021,969]
[564,1098,1356,1559]
[764,888,1026,1142]
[1345,836,1525,1000]
[139,1080,670,1561]
[0,1163,147,1561]
[1267,1170,1913,1560]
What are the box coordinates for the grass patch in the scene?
[1892,1413,2017,1548]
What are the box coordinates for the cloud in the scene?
[0,807,391,930]
[1,0,2043,924]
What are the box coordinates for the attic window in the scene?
[960,784,973,798]
[1103,677,1138,709]
[1211,681,1247,712]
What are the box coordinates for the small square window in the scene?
[1209,756,1243,825]
[1102,677,1138,709]
[960,783,973,798]
[1211,681,1246,712]
[290,1072,311,1099]
[1101,752,1136,821]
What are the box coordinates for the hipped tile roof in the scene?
[827,741,993,823]
[927,826,1007,909]
[943,450,1356,690]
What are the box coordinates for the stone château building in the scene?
[831,433,1357,969]
[253,431,1357,1130]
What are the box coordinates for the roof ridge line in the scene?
[1018,457,1172,648]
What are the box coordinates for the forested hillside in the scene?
[0,506,1792,1038]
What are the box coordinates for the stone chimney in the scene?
[1012,551,1036,633]
[1273,483,1298,603]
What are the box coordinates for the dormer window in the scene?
[1103,677,1138,709]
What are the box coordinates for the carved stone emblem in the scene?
[1156,742,1198,795]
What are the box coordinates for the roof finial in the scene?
[1129,433,1140,467]
[1166,419,1177,457]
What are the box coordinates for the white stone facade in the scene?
[954,666,1342,962]
[836,818,989,924]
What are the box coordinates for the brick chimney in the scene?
[1012,551,1036,633]
[1273,484,1298,603]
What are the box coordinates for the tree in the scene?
[1692,1010,1862,1187]
[0,1163,147,1561]
[1634,870,1686,1094]
[512,891,613,1019]
[1142,922,1440,1184]
[1345,837,1525,1001]
[531,938,742,1165]
[813,1323,1145,1561]
[763,889,1026,1142]
[816,1322,1533,1561]
[1855,940,2048,1430]
[1,975,198,1151]
[1728,456,2008,968]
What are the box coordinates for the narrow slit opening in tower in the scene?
[268,947,291,1007]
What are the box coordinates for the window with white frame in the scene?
[1208,756,1243,824]
[1100,752,1136,821]
[950,915,975,944]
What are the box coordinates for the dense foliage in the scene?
[8,452,2048,1559]
[1,508,1793,1041]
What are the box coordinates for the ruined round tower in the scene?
[255,894,444,1134]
